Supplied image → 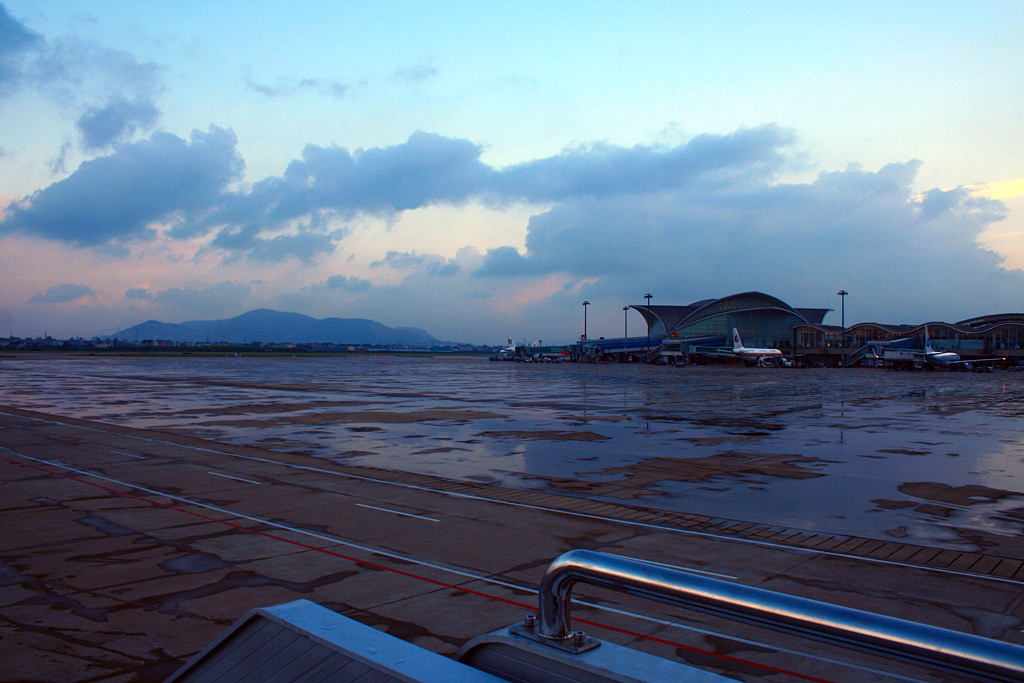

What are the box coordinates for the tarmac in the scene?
[3,405,1024,682]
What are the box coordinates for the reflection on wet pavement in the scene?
[3,356,1023,550]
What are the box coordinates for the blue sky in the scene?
[1,1,1022,343]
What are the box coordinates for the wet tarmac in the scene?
[4,356,1024,683]
[2,355,1023,552]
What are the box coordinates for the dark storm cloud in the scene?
[0,126,243,245]
[29,284,95,304]
[77,96,161,149]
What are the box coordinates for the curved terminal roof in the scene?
[631,291,829,337]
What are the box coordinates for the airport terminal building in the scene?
[583,291,1024,365]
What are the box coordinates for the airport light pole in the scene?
[837,290,848,365]
[644,293,652,351]
[582,301,590,340]
[623,306,629,338]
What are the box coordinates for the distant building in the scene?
[634,292,830,353]
[581,291,1024,365]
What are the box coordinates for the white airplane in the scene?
[497,337,517,356]
[923,327,961,365]
[922,327,1003,369]
[732,328,784,365]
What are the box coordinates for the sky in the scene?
[1,1,1022,344]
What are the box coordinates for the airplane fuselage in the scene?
[733,348,783,358]
[926,350,961,364]
[731,328,783,358]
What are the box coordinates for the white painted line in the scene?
[111,449,147,460]
[207,471,261,485]
[355,503,439,522]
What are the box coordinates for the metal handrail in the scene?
[537,549,1024,682]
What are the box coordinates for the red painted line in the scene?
[0,454,836,683]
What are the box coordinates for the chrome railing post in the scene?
[536,549,1024,682]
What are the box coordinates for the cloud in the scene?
[1,6,163,115]
[152,281,250,315]
[33,35,163,104]
[370,250,460,275]
[475,159,1018,322]
[474,245,543,277]
[210,224,345,262]
[245,75,347,99]
[4,121,1018,323]
[0,3,43,97]
[1,5,165,163]
[496,125,794,203]
[3,126,800,263]
[125,287,152,300]
[29,283,95,304]
[0,125,243,245]
[393,61,438,83]
[195,127,794,249]
[324,274,372,292]
[77,96,161,149]
[48,141,72,174]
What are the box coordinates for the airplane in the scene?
[923,327,962,365]
[497,338,517,356]
[731,328,785,366]
[922,327,1004,369]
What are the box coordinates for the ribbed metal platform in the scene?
[165,600,506,683]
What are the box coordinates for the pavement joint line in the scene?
[207,471,262,485]
[110,449,147,459]
[3,408,1023,587]
[355,503,440,522]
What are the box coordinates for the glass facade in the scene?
[671,294,804,349]
[794,321,1024,355]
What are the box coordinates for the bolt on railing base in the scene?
[509,614,601,654]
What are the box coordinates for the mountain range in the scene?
[108,309,443,346]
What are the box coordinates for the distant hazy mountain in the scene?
[109,309,443,346]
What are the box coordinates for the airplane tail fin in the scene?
[923,326,934,354]
[732,328,743,350]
